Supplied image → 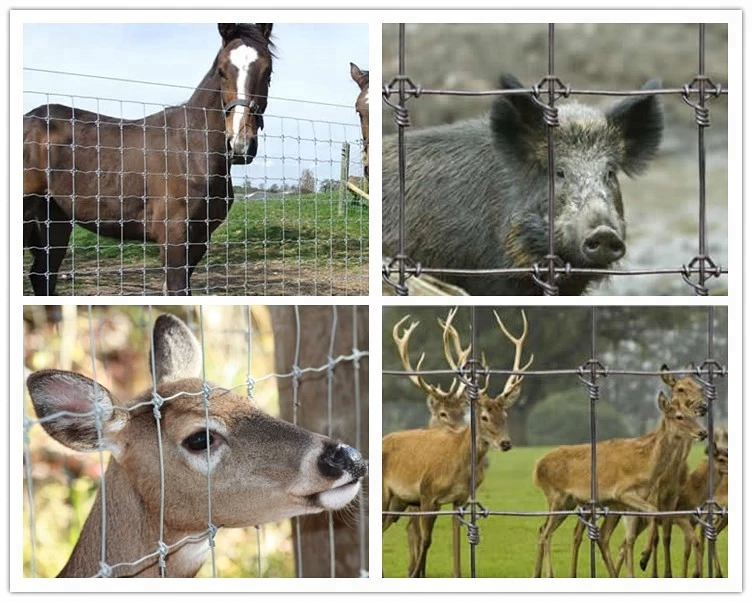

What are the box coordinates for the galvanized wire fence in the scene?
[23,305,368,578]
[382,23,728,296]
[382,306,728,578]
[23,71,368,296]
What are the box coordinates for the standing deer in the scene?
[569,365,708,577]
[532,390,708,578]
[386,308,472,578]
[643,425,728,578]
[383,309,533,577]
[26,313,367,577]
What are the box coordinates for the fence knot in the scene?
[682,76,723,127]
[97,561,113,578]
[577,360,607,401]
[531,256,568,295]
[245,376,256,398]
[157,541,170,568]
[201,382,213,403]
[326,355,336,381]
[151,392,165,421]
[681,255,723,295]
[207,523,219,546]
[383,255,421,296]
[575,505,603,542]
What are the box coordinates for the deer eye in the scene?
[183,430,219,453]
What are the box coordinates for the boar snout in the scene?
[582,225,626,265]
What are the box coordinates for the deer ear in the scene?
[657,391,670,413]
[27,370,126,452]
[502,384,522,409]
[660,364,676,387]
[151,314,202,384]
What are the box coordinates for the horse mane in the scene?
[234,23,277,60]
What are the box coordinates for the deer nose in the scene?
[500,440,512,452]
[319,443,368,480]
[698,429,708,441]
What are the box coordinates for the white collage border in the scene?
[4,1,745,599]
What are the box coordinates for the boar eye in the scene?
[555,167,565,179]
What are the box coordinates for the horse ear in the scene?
[218,23,237,43]
[257,23,273,40]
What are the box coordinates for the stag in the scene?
[532,389,708,578]
[569,365,708,577]
[383,309,533,577]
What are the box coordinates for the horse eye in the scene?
[183,431,217,453]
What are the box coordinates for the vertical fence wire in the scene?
[352,305,367,576]
[292,305,303,578]
[327,306,339,577]
[705,305,716,576]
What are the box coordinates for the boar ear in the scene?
[606,79,663,177]
[490,73,546,162]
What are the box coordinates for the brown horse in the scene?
[23,23,274,295]
[349,62,369,180]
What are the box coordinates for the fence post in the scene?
[338,142,351,216]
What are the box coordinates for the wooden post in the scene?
[338,142,350,216]
[270,306,369,577]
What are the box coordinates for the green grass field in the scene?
[23,194,368,295]
[382,445,728,578]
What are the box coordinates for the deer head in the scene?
[27,313,367,577]
[661,364,707,417]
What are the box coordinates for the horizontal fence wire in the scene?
[382,23,728,296]
[23,68,368,297]
[23,306,369,578]
[381,305,728,578]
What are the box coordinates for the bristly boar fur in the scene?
[383,73,664,296]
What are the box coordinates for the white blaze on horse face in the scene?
[228,44,260,154]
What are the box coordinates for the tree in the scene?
[299,169,316,194]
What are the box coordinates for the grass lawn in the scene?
[23,194,368,296]
[382,445,728,578]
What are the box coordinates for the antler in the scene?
[493,309,535,401]
[393,315,461,400]
[436,307,472,401]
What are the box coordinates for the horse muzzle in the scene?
[229,135,258,165]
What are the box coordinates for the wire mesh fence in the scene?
[23,71,368,296]
[23,305,369,578]
[381,306,728,578]
[382,23,728,296]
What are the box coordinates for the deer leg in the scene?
[27,197,72,296]
[596,513,621,578]
[570,519,585,578]
[410,503,438,578]
[452,503,462,578]
[534,508,568,578]
[406,511,420,577]
[674,517,701,577]
[660,518,673,578]
[714,515,727,577]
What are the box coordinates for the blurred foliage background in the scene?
[22,305,347,578]
[382,306,728,440]
[382,23,729,295]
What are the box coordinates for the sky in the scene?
[23,22,369,188]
